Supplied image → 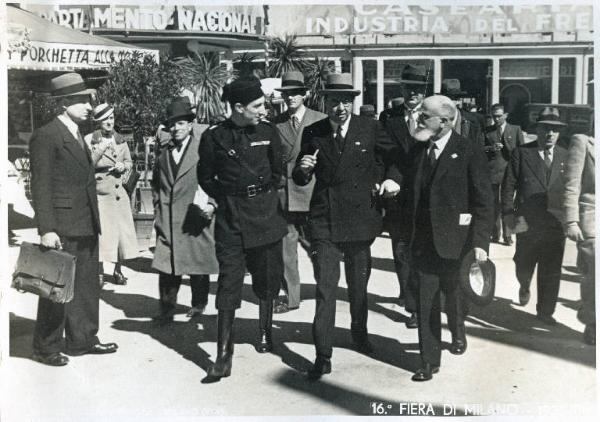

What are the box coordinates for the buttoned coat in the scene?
[405,132,494,259]
[563,134,595,238]
[198,120,287,249]
[292,115,400,243]
[84,130,138,262]
[151,128,219,275]
[501,141,567,228]
[272,107,326,212]
[484,123,525,185]
[29,117,100,237]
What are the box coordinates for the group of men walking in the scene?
[27,68,594,384]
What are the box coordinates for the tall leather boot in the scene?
[207,310,235,378]
[256,299,273,353]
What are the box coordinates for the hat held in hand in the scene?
[459,249,496,306]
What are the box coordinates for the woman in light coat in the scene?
[85,103,138,284]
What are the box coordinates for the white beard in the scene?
[413,127,436,142]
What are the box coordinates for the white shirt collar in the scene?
[290,105,306,123]
[429,129,453,159]
[330,115,352,138]
[171,135,191,164]
[57,114,80,140]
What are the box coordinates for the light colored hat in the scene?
[275,71,307,92]
[321,73,360,96]
[92,103,114,122]
[536,107,567,127]
[49,72,96,98]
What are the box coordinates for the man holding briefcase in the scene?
[29,73,118,366]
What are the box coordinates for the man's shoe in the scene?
[583,324,596,346]
[307,356,331,380]
[153,308,176,323]
[66,342,118,356]
[536,314,557,326]
[411,364,439,382]
[273,302,299,314]
[405,312,418,329]
[256,299,274,353]
[186,305,206,318]
[449,339,467,355]
[518,288,530,306]
[33,352,69,366]
[351,332,374,355]
[503,236,513,246]
[112,271,128,285]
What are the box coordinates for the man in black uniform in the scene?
[198,78,287,379]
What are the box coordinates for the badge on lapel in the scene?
[451,153,458,159]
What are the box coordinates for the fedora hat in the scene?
[440,79,468,98]
[92,103,114,122]
[321,73,360,95]
[398,64,429,85]
[49,72,96,98]
[359,104,375,117]
[459,250,496,306]
[163,98,195,127]
[275,71,307,92]
[536,107,567,127]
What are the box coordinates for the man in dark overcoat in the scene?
[405,95,493,381]
[502,107,568,326]
[293,73,401,379]
[151,99,219,322]
[29,73,118,366]
[485,103,525,245]
[271,71,326,314]
[198,78,287,379]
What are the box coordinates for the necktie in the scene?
[423,141,437,182]
[544,148,552,182]
[408,111,417,136]
[335,125,344,153]
[291,115,299,130]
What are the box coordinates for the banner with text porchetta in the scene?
[267,3,594,36]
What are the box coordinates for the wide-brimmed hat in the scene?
[92,103,114,122]
[440,79,468,98]
[398,64,429,85]
[459,250,496,306]
[275,71,307,92]
[163,98,195,127]
[49,72,96,98]
[536,107,567,127]
[321,73,361,95]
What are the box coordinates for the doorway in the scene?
[441,59,492,113]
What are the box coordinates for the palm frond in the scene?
[267,35,310,77]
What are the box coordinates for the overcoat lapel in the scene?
[522,145,547,187]
[313,120,339,169]
[278,112,297,150]
[331,116,361,182]
[175,136,200,183]
[431,133,460,183]
[160,145,175,186]
[547,145,566,188]
[55,119,90,170]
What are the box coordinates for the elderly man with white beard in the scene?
[402,95,494,381]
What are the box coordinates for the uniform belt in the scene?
[227,183,271,198]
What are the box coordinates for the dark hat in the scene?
[163,98,195,127]
[275,71,307,92]
[440,79,468,98]
[536,107,567,127]
[49,72,96,98]
[321,73,360,95]
[398,64,429,85]
[459,250,496,306]
[360,104,375,117]
[391,97,404,107]
[222,77,264,105]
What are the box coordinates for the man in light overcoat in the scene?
[151,98,219,321]
[271,71,326,313]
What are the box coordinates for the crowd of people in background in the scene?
[24,69,595,384]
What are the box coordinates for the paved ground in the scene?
[1,228,597,420]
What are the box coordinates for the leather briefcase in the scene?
[11,242,77,304]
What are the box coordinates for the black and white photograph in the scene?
[0,0,597,420]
